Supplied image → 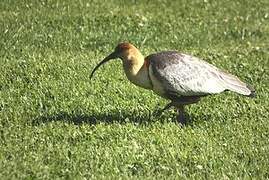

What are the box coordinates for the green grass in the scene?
[0,0,269,179]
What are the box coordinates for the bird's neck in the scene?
[122,51,152,90]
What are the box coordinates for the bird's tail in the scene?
[219,71,255,98]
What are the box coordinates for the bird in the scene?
[90,42,255,124]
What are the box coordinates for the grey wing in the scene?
[148,51,252,97]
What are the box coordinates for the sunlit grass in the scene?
[0,0,268,179]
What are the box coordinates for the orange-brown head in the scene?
[90,42,143,79]
[114,42,135,57]
[91,42,152,90]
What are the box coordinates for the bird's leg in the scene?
[172,96,201,125]
[156,101,188,125]
[156,96,201,115]
[155,96,202,123]
[154,102,173,116]
[158,102,173,114]
[177,105,186,125]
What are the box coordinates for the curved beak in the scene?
[90,52,117,79]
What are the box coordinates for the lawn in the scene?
[0,0,268,179]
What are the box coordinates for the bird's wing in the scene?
[147,51,252,97]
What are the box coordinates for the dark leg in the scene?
[155,102,173,116]
[155,96,202,124]
[157,96,199,115]
[177,105,186,125]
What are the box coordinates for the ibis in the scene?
[90,43,255,124]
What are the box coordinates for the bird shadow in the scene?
[32,108,213,127]
[32,109,158,126]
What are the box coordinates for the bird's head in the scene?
[90,42,141,79]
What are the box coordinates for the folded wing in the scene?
[148,51,254,97]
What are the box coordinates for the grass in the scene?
[0,0,268,179]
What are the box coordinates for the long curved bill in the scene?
[90,52,117,79]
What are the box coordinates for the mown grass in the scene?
[0,0,268,179]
